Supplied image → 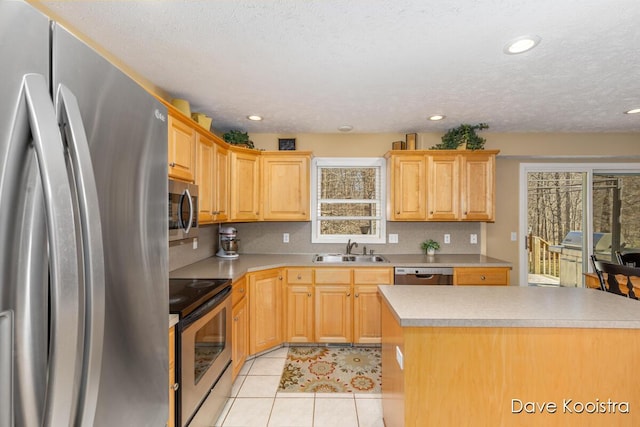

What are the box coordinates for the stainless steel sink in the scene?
[312,254,389,263]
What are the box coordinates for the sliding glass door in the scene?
[520,164,640,287]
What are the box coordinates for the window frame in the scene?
[311,157,387,244]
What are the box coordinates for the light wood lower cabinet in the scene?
[283,267,392,344]
[453,267,510,286]
[168,326,176,427]
[248,269,283,354]
[231,276,249,380]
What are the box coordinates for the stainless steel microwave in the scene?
[169,179,198,242]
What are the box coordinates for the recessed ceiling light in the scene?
[338,125,353,132]
[504,35,541,55]
[624,108,640,114]
[247,115,263,121]
[428,115,446,121]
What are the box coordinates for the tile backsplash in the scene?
[170,221,482,271]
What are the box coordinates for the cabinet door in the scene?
[390,154,426,220]
[427,154,460,220]
[315,285,352,343]
[353,268,392,344]
[353,285,383,344]
[230,148,260,221]
[232,296,248,380]
[168,114,196,182]
[213,142,229,222]
[262,153,310,221]
[461,153,495,221]
[196,132,214,223]
[286,284,314,343]
[249,269,283,354]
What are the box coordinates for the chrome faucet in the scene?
[346,239,358,255]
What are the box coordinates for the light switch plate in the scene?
[470,234,478,244]
[511,232,517,241]
[192,238,198,250]
[389,234,399,244]
[283,233,290,243]
[444,234,451,244]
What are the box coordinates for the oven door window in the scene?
[193,306,227,384]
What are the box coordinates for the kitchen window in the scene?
[311,157,386,243]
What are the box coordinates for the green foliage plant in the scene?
[431,123,489,150]
[421,239,440,253]
[223,130,255,149]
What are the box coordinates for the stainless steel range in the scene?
[170,278,232,427]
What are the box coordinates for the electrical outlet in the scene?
[283,233,290,243]
[389,234,399,244]
[192,238,198,250]
[470,234,478,244]
[511,232,517,241]
[444,234,451,244]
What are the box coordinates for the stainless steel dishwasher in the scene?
[394,267,453,285]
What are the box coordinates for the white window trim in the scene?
[311,157,387,244]
[518,162,640,287]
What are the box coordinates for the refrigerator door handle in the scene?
[23,73,81,427]
[0,310,14,427]
[55,84,106,427]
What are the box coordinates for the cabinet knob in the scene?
[278,276,283,280]
[297,274,302,280]
[346,293,351,297]
[430,211,433,214]
[233,316,239,321]
[239,288,244,293]
[480,275,486,280]
[171,383,179,391]
[169,162,176,167]
[307,293,312,297]
[396,211,400,215]
[355,293,359,298]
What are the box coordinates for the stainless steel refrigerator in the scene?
[0,1,169,426]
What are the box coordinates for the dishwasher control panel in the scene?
[394,267,453,285]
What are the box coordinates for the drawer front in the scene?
[286,268,313,285]
[454,267,509,286]
[232,276,247,306]
[353,268,393,285]
[314,268,351,284]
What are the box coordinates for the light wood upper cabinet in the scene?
[388,154,427,220]
[230,146,261,221]
[461,152,495,221]
[248,269,283,354]
[212,142,229,222]
[386,150,498,222]
[168,113,196,182]
[196,132,215,223]
[261,152,311,221]
[427,153,460,220]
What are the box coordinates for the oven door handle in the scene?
[179,286,231,331]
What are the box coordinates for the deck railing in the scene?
[528,235,560,277]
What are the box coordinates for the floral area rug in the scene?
[278,346,381,393]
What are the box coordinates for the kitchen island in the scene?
[379,286,640,426]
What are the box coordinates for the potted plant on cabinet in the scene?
[421,239,440,256]
[431,123,489,150]
[222,130,255,149]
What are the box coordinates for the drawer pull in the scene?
[297,274,302,280]
[481,275,486,280]
[171,383,179,391]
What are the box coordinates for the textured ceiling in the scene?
[40,0,640,134]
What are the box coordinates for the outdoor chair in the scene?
[592,257,639,300]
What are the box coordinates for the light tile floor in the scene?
[215,346,384,427]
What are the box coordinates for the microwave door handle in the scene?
[184,188,193,234]
[56,84,106,427]
[23,74,81,427]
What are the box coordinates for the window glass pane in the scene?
[320,219,378,235]
[319,202,378,217]
[320,168,377,199]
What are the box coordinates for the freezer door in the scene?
[53,24,169,427]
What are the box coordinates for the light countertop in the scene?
[378,285,640,328]
[169,314,179,328]
[169,253,511,281]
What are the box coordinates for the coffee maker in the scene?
[217,226,239,258]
